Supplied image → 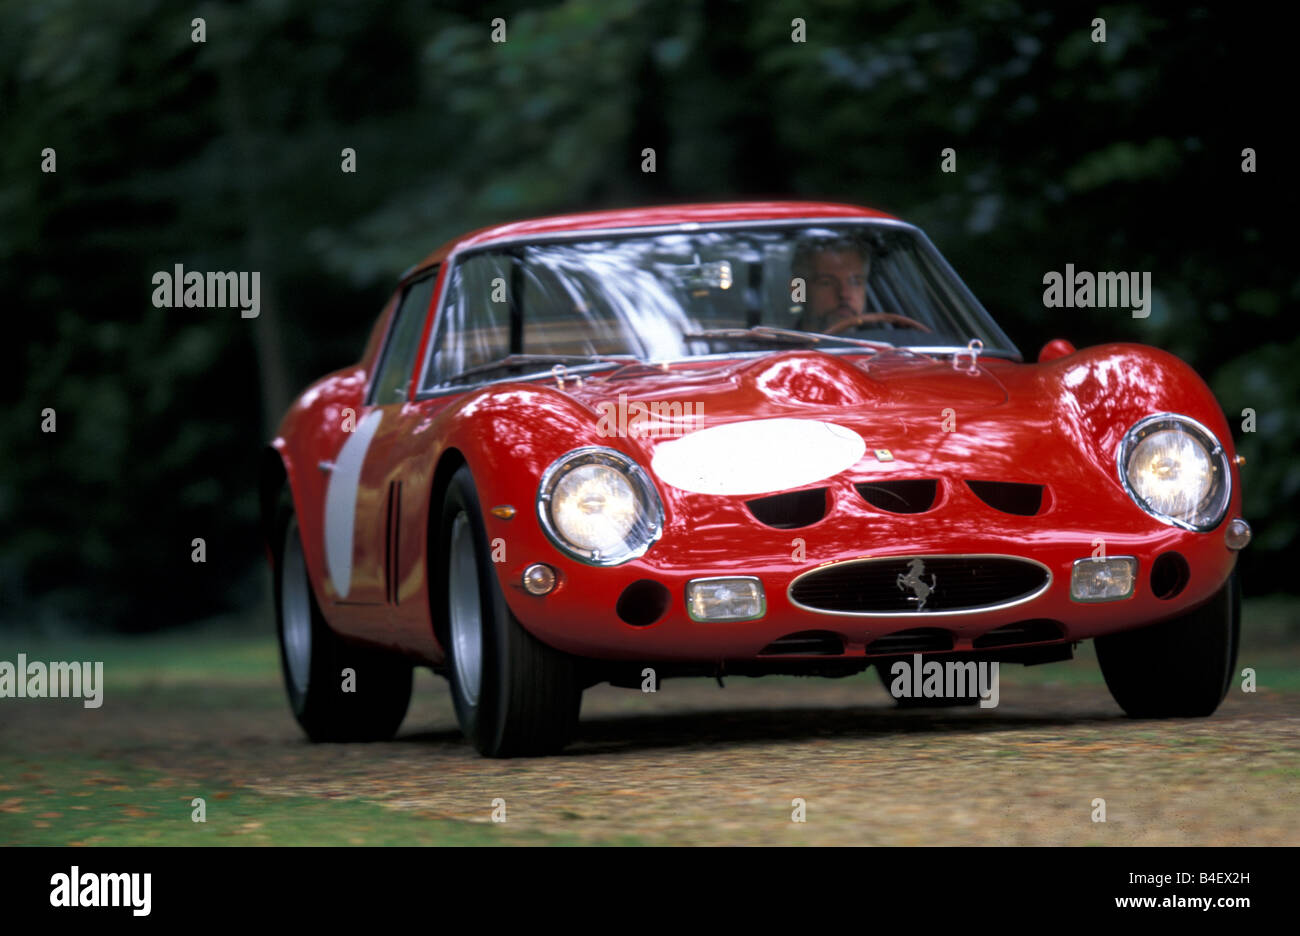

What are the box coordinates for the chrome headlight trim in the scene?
[536,446,664,566]
[1116,413,1232,533]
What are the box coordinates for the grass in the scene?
[0,755,598,846]
[0,619,652,845]
[4,620,280,689]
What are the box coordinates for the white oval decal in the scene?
[650,418,866,496]
[323,409,384,598]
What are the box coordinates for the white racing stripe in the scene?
[323,409,384,598]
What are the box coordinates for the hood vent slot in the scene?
[855,479,937,514]
[746,487,827,529]
[965,480,1044,516]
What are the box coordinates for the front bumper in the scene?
[497,501,1241,662]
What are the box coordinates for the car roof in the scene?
[406,200,898,279]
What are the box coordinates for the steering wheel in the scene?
[823,313,932,336]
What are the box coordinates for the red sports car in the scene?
[262,201,1249,756]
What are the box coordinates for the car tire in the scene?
[274,489,412,742]
[1095,571,1240,718]
[438,465,583,757]
[875,658,982,707]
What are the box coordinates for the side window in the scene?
[423,254,512,387]
[369,270,437,405]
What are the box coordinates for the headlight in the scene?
[1117,414,1231,531]
[537,447,663,565]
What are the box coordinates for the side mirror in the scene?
[1038,338,1076,363]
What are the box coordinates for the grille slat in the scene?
[790,556,1049,614]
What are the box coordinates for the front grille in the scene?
[789,555,1050,614]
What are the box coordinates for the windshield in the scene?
[420,221,1018,389]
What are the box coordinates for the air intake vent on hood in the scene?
[965,480,1045,516]
[746,487,827,529]
[855,480,937,514]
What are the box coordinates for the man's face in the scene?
[806,248,869,331]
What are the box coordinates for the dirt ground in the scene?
[4,667,1297,845]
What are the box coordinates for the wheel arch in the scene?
[260,444,291,569]
[427,447,468,651]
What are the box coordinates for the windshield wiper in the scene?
[446,353,640,383]
[683,326,894,350]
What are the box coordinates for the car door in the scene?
[323,269,439,644]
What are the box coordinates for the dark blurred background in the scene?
[2,0,1295,632]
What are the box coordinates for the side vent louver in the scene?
[385,480,402,605]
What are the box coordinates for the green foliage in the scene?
[1,0,1294,629]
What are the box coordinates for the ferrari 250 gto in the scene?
[263,201,1249,756]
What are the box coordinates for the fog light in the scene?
[1225,517,1251,551]
[1070,557,1137,602]
[522,563,556,596]
[686,577,765,622]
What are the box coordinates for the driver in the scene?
[791,236,871,333]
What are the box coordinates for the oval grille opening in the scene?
[746,487,827,529]
[790,556,1049,614]
[965,480,1044,516]
[855,480,937,514]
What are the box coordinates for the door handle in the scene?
[318,460,335,473]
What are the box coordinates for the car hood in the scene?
[543,345,1228,500]
[567,349,1007,424]
[560,349,1013,496]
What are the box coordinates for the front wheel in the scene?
[1095,571,1240,718]
[437,465,582,757]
